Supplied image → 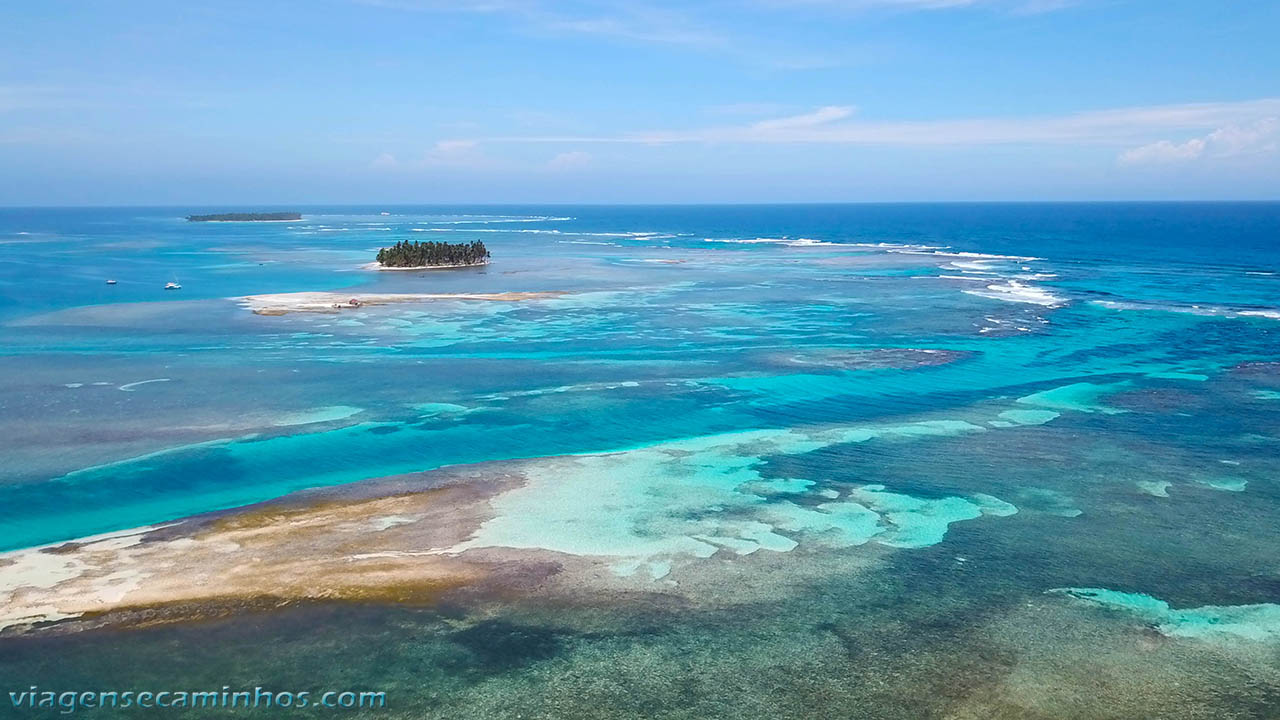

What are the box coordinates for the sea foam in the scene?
[964,280,1067,307]
[1093,299,1280,321]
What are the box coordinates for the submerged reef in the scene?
[1055,588,1280,641]
[0,406,1047,633]
[0,379,1150,634]
[187,212,301,222]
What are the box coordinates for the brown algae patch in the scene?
[943,592,1280,719]
[0,482,504,633]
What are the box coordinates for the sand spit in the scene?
[0,471,519,634]
[240,290,565,315]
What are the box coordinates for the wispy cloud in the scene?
[369,152,400,169]
[351,0,1058,64]
[705,102,795,117]
[1119,117,1280,165]
[468,99,1280,148]
[354,0,725,49]
[547,150,592,170]
[370,141,488,171]
[353,0,533,13]
[764,0,979,8]
[759,0,1078,14]
[432,139,479,154]
[541,16,722,48]
[751,105,855,131]
[424,139,483,166]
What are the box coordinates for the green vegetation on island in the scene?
[376,240,490,268]
[187,212,302,222]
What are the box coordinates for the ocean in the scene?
[0,203,1277,718]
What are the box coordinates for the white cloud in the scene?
[1013,0,1076,13]
[759,0,1076,13]
[543,15,724,48]
[482,98,1280,148]
[355,0,724,49]
[1204,117,1280,156]
[352,0,1077,72]
[422,139,483,166]
[433,139,478,154]
[354,0,532,13]
[706,102,792,116]
[1119,117,1279,165]
[547,150,592,170]
[369,152,399,169]
[782,0,980,7]
[1117,139,1206,165]
[752,105,855,131]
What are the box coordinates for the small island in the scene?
[187,212,302,222]
[374,240,490,269]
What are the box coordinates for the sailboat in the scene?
[164,278,181,290]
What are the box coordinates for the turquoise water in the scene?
[3,204,1277,551]
[1,204,1279,717]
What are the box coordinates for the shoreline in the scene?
[361,260,490,271]
[239,290,565,315]
[0,466,514,634]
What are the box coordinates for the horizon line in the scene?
[4,199,1280,210]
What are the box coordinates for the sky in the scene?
[1,0,1278,205]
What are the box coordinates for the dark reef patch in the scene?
[448,619,565,671]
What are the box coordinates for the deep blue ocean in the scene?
[1,203,1278,719]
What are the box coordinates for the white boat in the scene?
[106,279,117,285]
[164,281,181,290]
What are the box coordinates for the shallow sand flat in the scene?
[0,452,828,635]
[0,404,1041,635]
[239,290,565,315]
[0,472,515,634]
[0,380,1228,639]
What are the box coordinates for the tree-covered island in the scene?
[187,212,302,222]
[376,240,490,268]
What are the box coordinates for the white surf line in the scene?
[118,378,172,392]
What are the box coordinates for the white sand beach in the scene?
[239,290,564,315]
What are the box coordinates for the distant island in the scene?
[187,212,301,222]
[375,240,490,269]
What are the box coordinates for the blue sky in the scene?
[1,0,1277,204]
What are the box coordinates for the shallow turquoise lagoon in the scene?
[1,204,1278,718]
